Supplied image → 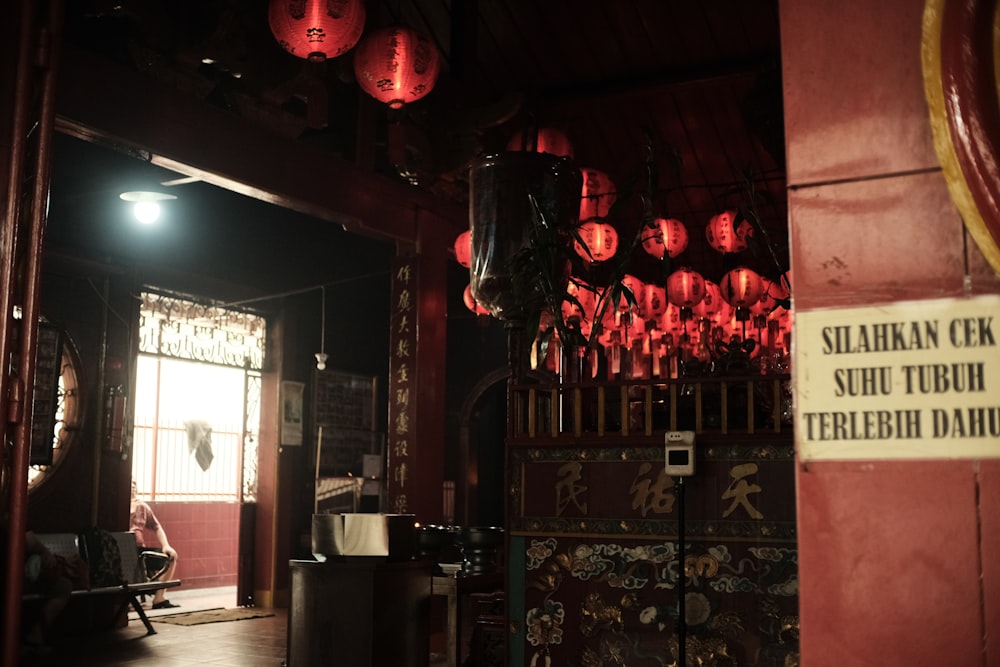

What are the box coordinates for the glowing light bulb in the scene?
[133,201,160,224]
[119,190,176,225]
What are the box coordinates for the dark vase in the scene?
[468,151,582,321]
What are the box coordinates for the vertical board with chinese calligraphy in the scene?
[388,256,419,514]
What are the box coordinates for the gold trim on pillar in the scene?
[922,0,1000,275]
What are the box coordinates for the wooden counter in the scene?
[288,558,433,667]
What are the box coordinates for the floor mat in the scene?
[150,607,275,626]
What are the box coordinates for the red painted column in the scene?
[781,0,1000,664]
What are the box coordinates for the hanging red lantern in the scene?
[705,210,754,254]
[579,169,616,221]
[573,220,618,263]
[353,25,440,108]
[750,277,778,317]
[463,284,490,316]
[564,280,600,328]
[453,230,471,268]
[642,217,689,259]
[719,267,765,308]
[666,268,706,309]
[660,302,683,337]
[506,128,574,158]
[596,275,641,330]
[268,0,366,62]
[691,279,722,319]
[637,282,667,321]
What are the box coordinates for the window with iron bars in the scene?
[132,291,264,503]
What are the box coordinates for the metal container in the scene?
[311,513,416,561]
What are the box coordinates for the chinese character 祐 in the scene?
[630,461,676,517]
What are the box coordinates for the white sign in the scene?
[795,295,1000,460]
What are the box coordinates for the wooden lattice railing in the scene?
[509,373,792,441]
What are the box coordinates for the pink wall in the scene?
[139,501,240,590]
[782,0,1000,665]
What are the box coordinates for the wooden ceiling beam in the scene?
[54,46,466,244]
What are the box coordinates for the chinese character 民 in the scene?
[555,462,588,515]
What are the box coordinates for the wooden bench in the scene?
[25,531,181,635]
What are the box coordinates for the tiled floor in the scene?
[21,586,287,666]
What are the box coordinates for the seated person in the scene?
[129,481,179,609]
[22,530,80,650]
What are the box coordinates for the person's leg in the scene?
[25,576,72,647]
[151,555,178,607]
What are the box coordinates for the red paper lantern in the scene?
[706,210,754,254]
[268,0,366,62]
[691,279,722,319]
[564,280,599,326]
[637,282,668,321]
[353,25,440,108]
[666,268,706,309]
[573,220,618,263]
[719,267,765,308]
[659,302,683,336]
[506,128,574,158]
[579,169,616,221]
[453,230,471,268]
[597,275,642,329]
[642,217,689,259]
[750,276,778,316]
[463,284,490,315]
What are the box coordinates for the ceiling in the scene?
[59,0,788,286]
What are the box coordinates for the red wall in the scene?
[782,0,1000,664]
[138,502,240,590]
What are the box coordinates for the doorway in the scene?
[130,290,264,591]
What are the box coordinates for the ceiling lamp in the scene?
[268,0,366,62]
[706,210,754,254]
[642,217,689,259]
[579,168,616,222]
[506,127,574,158]
[119,191,177,224]
[453,230,471,268]
[353,25,440,108]
[573,220,618,263]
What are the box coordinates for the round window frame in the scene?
[27,327,84,490]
